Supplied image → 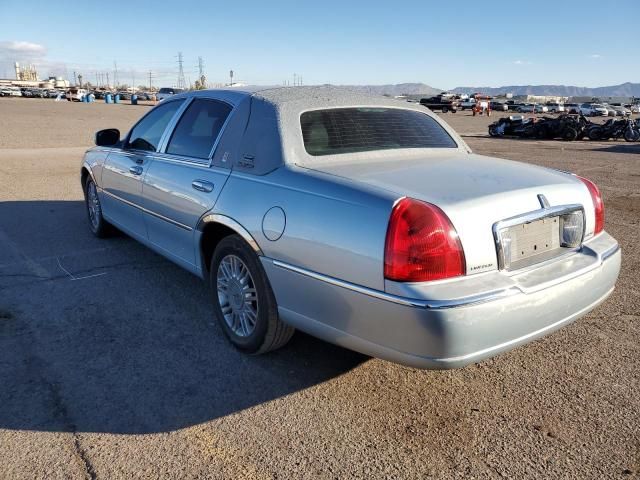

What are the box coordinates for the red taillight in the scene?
[384,198,465,282]
[577,175,604,234]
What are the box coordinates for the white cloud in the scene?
[589,54,603,59]
[0,40,46,58]
[513,60,532,65]
[0,40,49,78]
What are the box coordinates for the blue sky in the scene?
[1,0,638,89]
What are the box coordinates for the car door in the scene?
[142,97,234,269]
[100,99,185,239]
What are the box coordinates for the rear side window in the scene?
[127,99,184,151]
[300,108,457,156]
[166,99,232,159]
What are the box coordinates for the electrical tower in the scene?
[176,52,186,89]
[196,56,207,89]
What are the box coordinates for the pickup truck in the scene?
[420,96,459,113]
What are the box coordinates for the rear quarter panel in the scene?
[213,165,396,291]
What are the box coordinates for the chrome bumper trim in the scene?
[271,259,520,310]
[271,239,619,311]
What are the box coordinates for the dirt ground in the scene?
[0,97,638,479]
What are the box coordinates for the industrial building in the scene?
[0,62,70,90]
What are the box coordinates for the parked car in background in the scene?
[565,103,580,114]
[546,102,565,113]
[459,98,476,110]
[0,86,21,97]
[81,86,620,369]
[66,88,88,101]
[489,101,508,112]
[117,91,132,101]
[517,104,548,113]
[156,87,185,101]
[419,95,460,113]
[580,103,608,116]
[607,104,631,116]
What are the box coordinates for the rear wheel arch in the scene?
[199,215,263,274]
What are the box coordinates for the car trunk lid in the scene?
[304,152,593,275]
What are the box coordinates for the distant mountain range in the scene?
[451,82,640,97]
[341,83,442,97]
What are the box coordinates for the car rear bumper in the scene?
[262,232,620,369]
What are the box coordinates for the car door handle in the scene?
[192,180,214,193]
[129,165,143,175]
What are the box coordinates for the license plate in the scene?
[501,216,561,269]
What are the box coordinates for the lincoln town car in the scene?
[81,86,620,368]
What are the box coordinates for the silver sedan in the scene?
[81,86,620,369]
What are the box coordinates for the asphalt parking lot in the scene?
[0,98,638,479]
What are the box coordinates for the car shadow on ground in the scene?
[590,144,640,155]
[0,200,367,435]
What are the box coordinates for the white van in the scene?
[66,88,88,102]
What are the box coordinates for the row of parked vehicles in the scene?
[419,94,640,117]
[0,86,159,101]
[489,113,640,142]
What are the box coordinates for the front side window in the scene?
[127,100,184,151]
[166,99,232,159]
[300,108,457,157]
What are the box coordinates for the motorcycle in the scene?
[589,118,640,142]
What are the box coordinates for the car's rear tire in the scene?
[441,106,448,113]
[210,235,294,354]
[84,177,112,238]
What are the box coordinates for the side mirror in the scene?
[95,128,120,146]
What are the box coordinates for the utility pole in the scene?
[73,71,77,86]
[229,69,234,86]
[113,61,118,88]
[176,52,186,89]
[148,70,154,91]
[293,73,297,86]
[106,72,110,88]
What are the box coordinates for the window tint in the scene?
[127,100,184,151]
[166,99,232,159]
[300,108,457,156]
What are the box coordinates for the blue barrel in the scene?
[131,95,138,105]
[81,95,87,103]
[114,94,120,104]
[105,94,113,104]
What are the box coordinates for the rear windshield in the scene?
[300,108,457,156]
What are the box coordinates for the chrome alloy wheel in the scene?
[86,181,101,230]
[216,254,259,337]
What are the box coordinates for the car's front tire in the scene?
[210,235,294,354]
[84,177,112,238]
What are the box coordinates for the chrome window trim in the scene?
[158,97,236,168]
[492,204,585,271]
[100,188,192,231]
[157,97,194,153]
[124,98,188,153]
